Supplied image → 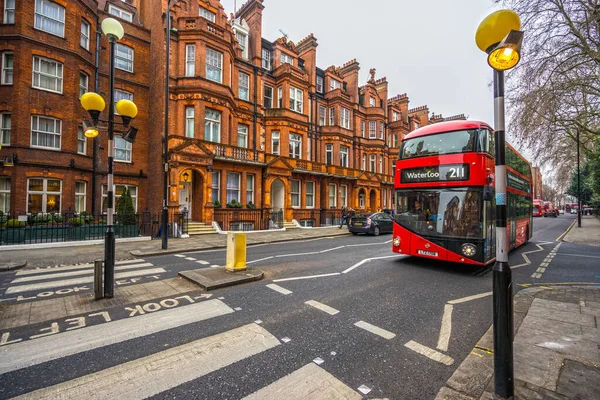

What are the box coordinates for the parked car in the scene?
[349,212,394,236]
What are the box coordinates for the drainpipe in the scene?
[91,25,101,215]
[314,95,318,162]
[253,65,258,150]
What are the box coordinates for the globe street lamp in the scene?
[80,18,139,299]
[476,10,524,400]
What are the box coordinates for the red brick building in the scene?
[1,0,464,230]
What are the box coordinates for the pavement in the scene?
[436,215,600,400]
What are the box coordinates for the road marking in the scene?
[275,252,319,258]
[305,300,340,315]
[12,263,154,283]
[437,304,453,352]
[342,255,399,274]
[195,260,210,265]
[405,340,454,366]
[247,256,274,264]
[0,299,234,375]
[531,273,542,278]
[346,242,388,247]
[14,323,279,400]
[15,259,146,275]
[243,363,361,400]
[174,254,187,258]
[319,246,345,253]
[265,284,293,295]
[553,253,600,259]
[510,243,546,269]
[447,292,492,305]
[5,268,167,294]
[210,264,221,268]
[273,273,340,282]
[185,257,196,261]
[556,219,577,241]
[354,321,396,340]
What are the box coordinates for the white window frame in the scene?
[341,107,350,129]
[280,52,293,65]
[114,89,133,113]
[319,106,326,126]
[379,122,384,139]
[369,121,377,139]
[328,107,334,126]
[264,85,273,108]
[204,109,221,143]
[316,76,323,93]
[414,120,420,129]
[27,178,62,213]
[0,177,9,214]
[31,115,61,150]
[340,146,349,167]
[1,52,12,85]
[206,48,223,83]
[289,133,301,159]
[238,124,248,148]
[77,125,86,155]
[238,71,250,101]
[32,56,63,93]
[325,144,333,165]
[1,113,10,146]
[290,86,303,113]
[108,4,133,22]
[235,30,249,60]
[246,174,254,204]
[115,137,132,163]
[185,106,194,138]
[199,7,216,22]
[4,0,14,24]
[80,19,90,50]
[370,155,376,172]
[271,130,280,155]
[261,48,272,70]
[379,155,383,173]
[291,179,300,208]
[305,181,315,208]
[115,43,134,73]
[362,154,366,170]
[369,96,375,107]
[329,78,340,91]
[79,72,89,98]
[328,183,337,208]
[211,171,220,203]
[34,0,65,37]
[393,111,399,122]
[75,181,86,213]
[360,120,365,137]
[102,184,138,212]
[185,44,195,77]
[226,172,241,203]
[340,185,348,208]
[359,192,365,209]
[277,86,283,108]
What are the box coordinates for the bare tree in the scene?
[495,0,600,186]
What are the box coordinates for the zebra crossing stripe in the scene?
[15,259,147,276]
[0,299,235,375]
[243,363,361,400]
[12,263,154,283]
[5,268,167,295]
[11,323,279,400]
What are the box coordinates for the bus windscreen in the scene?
[400,129,478,159]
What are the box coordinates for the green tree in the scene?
[116,188,136,225]
[567,162,594,205]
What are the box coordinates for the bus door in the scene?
[483,186,495,262]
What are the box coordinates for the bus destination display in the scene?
[400,164,470,183]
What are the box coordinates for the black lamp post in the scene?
[476,10,524,400]
[80,17,139,299]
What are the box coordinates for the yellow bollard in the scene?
[225,232,247,271]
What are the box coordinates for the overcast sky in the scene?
[222,0,504,125]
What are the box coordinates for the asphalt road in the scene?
[2,215,595,399]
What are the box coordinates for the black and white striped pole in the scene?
[476,10,524,400]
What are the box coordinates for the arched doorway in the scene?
[178,170,204,221]
[370,189,377,211]
[271,179,285,212]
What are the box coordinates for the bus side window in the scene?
[487,130,495,157]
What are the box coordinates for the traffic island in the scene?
[0,260,27,272]
[178,268,263,291]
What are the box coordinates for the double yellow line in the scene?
[556,219,577,242]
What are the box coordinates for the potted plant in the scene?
[246,201,257,209]
[116,188,138,237]
[226,199,243,208]
[213,200,222,208]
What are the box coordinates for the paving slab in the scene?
[556,360,600,399]
[518,315,582,337]
[529,298,580,313]
[179,267,263,290]
[527,305,596,327]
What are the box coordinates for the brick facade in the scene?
[0,0,465,227]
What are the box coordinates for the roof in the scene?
[404,120,491,140]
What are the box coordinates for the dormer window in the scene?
[393,111,399,121]
[235,30,248,59]
[199,7,216,22]
[329,79,340,91]
[280,52,293,66]
[369,96,375,107]
[262,48,272,70]
[108,4,133,22]
[316,76,323,93]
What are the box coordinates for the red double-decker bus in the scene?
[392,120,533,266]
[533,199,543,217]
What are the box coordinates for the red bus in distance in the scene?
[533,199,543,217]
[393,120,533,266]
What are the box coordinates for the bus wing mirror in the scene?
[483,185,493,201]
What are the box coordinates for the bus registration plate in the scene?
[418,250,438,257]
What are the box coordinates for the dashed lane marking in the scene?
[305,300,340,315]
[265,284,293,295]
[354,321,396,340]
[174,254,187,258]
[404,340,454,366]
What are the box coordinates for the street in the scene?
[1,214,596,399]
